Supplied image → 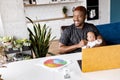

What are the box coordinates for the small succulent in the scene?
[22,39,31,46]
[13,39,31,48]
[0,36,13,49]
[62,6,68,14]
[0,36,13,43]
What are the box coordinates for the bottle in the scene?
[64,68,71,79]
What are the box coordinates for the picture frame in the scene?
[87,6,99,20]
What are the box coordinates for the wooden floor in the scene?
[48,40,60,55]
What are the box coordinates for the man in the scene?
[59,6,105,54]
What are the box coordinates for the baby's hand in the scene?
[96,39,102,44]
[86,45,90,48]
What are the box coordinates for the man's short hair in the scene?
[73,6,87,15]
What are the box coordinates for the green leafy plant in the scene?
[0,36,13,43]
[0,36,31,52]
[13,39,31,49]
[62,6,68,18]
[27,17,55,58]
[62,6,68,14]
[0,36,13,49]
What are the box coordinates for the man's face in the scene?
[73,10,86,27]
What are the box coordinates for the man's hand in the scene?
[78,40,87,48]
[59,40,87,54]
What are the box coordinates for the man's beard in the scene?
[75,22,84,28]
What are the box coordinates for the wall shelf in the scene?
[26,16,73,23]
[24,1,82,7]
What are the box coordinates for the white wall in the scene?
[24,2,85,21]
[0,0,110,39]
[0,13,4,36]
[99,0,110,24]
[0,0,28,39]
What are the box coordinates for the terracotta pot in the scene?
[63,13,67,18]
[0,47,7,65]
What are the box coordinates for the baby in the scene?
[83,31,102,48]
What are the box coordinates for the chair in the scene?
[61,26,69,34]
[61,26,69,31]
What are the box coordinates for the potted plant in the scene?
[13,39,31,50]
[11,38,31,61]
[62,6,68,18]
[0,36,13,49]
[27,17,55,58]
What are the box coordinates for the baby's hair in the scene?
[87,31,97,40]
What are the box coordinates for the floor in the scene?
[48,40,60,55]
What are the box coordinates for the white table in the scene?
[0,52,120,80]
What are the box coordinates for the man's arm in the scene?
[59,40,87,54]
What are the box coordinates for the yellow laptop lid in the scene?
[82,45,120,72]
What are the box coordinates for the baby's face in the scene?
[87,32,96,42]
